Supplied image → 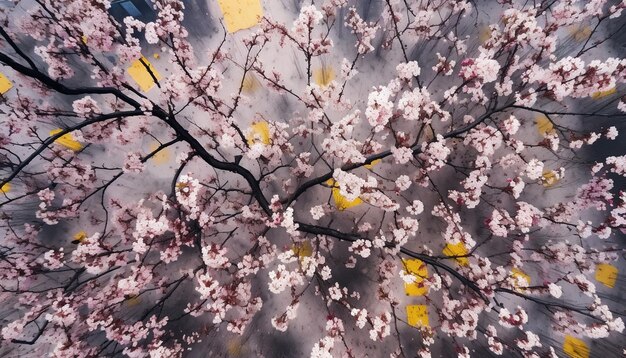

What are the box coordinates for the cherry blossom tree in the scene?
[0,0,625,357]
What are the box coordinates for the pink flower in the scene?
[310,205,325,220]
[72,96,100,117]
[365,86,394,131]
[396,61,421,79]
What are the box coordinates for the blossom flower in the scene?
[268,265,290,294]
[515,202,543,233]
[280,207,299,235]
[2,0,626,356]
[345,7,379,54]
[310,336,335,358]
[420,135,451,171]
[459,51,501,83]
[433,52,455,75]
[391,146,413,164]
[606,155,626,176]
[498,306,528,328]
[503,115,520,135]
[398,87,450,123]
[517,331,542,350]
[396,61,421,79]
[508,177,525,199]
[310,205,325,220]
[548,283,563,298]
[464,125,503,156]
[605,126,618,140]
[202,244,229,269]
[72,96,100,117]
[349,239,372,258]
[525,159,544,180]
[42,249,64,269]
[332,169,365,202]
[123,152,145,173]
[365,86,394,131]
[407,200,424,215]
[290,5,332,56]
[368,312,391,341]
[395,175,411,191]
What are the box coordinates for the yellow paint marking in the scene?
[422,125,435,142]
[443,242,469,266]
[364,159,381,170]
[292,241,313,258]
[326,179,363,211]
[406,305,429,327]
[563,335,589,358]
[313,65,335,87]
[0,73,13,95]
[217,0,263,33]
[246,121,271,145]
[127,56,162,92]
[591,87,616,99]
[595,263,617,288]
[50,129,83,151]
[242,73,261,94]
[125,295,141,306]
[149,142,171,165]
[479,25,492,44]
[0,183,11,193]
[568,25,592,42]
[402,259,428,296]
[542,170,559,187]
[71,231,88,244]
[227,337,246,356]
[536,114,555,136]
[511,268,530,287]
